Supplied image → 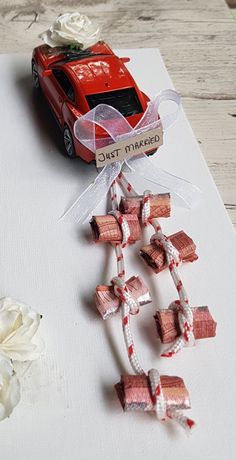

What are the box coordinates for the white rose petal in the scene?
[39,12,100,49]
[0,354,20,421]
[0,297,43,362]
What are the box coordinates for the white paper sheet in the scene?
[0,50,235,460]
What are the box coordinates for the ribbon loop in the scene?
[169,301,195,346]
[151,232,181,265]
[136,89,181,131]
[112,277,139,315]
[74,104,134,153]
[148,368,166,421]
[109,210,131,248]
[148,368,195,432]
[141,190,152,226]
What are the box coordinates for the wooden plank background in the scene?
[0,0,235,227]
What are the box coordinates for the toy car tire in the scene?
[63,126,76,159]
[32,60,40,90]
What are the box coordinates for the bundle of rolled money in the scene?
[90,214,141,243]
[140,230,198,273]
[154,306,217,344]
[119,193,171,219]
[95,276,152,319]
[115,374,191,412]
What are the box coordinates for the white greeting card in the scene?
[0,49,235,459]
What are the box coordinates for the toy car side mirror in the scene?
[120,57,130,64]
[41,69,52,77]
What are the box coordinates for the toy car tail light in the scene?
[41,69,52,77]
[120,57,130,64]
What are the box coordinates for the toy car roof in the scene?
[40,41,115,66]
[38,41,137,96]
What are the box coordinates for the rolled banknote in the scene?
[95,275,152,319]
[115,374,191,412]
[90,214,141,243]
[154,306,217,344]
[119,193,171,218]
[140,230,198,273]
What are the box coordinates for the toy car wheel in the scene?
[63,126,76,159]
[32,60,40,89]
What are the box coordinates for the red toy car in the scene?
[32,41,155,162]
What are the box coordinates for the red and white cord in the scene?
[115,176,195,357]
[110,179,144,375]
[148,368,195,431]
[109,175,195,430]
[116,177,195,356]
[142,190,195,357]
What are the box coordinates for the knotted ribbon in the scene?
[109,210,131,249]
[61,89,201,223]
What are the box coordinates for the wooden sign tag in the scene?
[95,127,163,167]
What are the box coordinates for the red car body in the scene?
[32,41,155,162]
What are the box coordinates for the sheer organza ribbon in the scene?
[62,89,201,223]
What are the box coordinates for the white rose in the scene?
[0,354,20,421]
[39,12,100,49]
[0,297,43,362]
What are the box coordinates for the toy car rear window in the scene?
[86,88,143,117]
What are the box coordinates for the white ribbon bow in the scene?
[62,89,201,223]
